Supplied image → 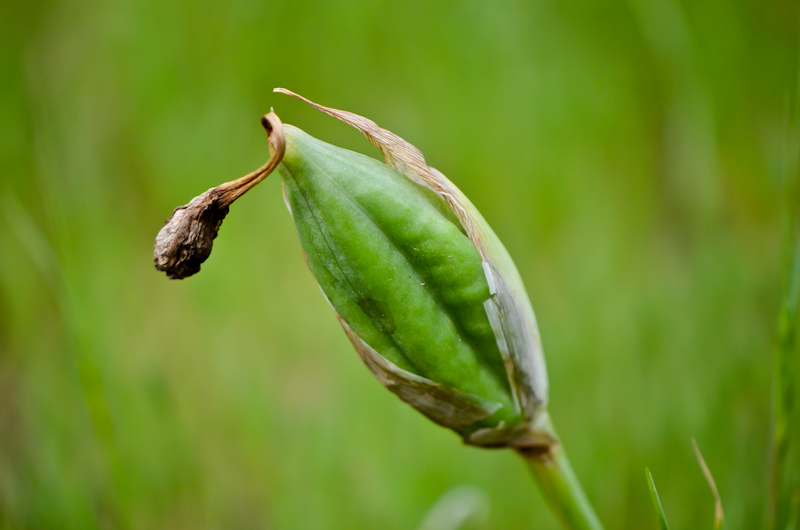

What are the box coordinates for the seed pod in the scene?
[153,96,552,448]
[154,95,599,527]
[274,90,551,448]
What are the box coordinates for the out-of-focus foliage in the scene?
[0,0,796,528]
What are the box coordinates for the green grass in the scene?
[0,0,797,528]
[768,55,800,530]
[646,469,670,530]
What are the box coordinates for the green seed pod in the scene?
[154,96,601,529]
[274,90,550,448]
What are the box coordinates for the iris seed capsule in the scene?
[154,95,551,448]
[270,89,551,447]
[154,95,605,530]
[278,125,519,429]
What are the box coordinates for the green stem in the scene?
[516,419,604,530]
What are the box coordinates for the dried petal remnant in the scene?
[153,190,230,279]
[153,110,286,279]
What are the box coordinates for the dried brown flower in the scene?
[153,111,285,279]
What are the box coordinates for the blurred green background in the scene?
[1,0,798,528]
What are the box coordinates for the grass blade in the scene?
[768,34,800,529]
[645,468,670,530]
[416,486,490,530]
[692,439,726,530]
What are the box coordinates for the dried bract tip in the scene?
[153,110,285,279]
[153,189,230,279]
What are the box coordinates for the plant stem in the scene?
[516,420,604,530]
